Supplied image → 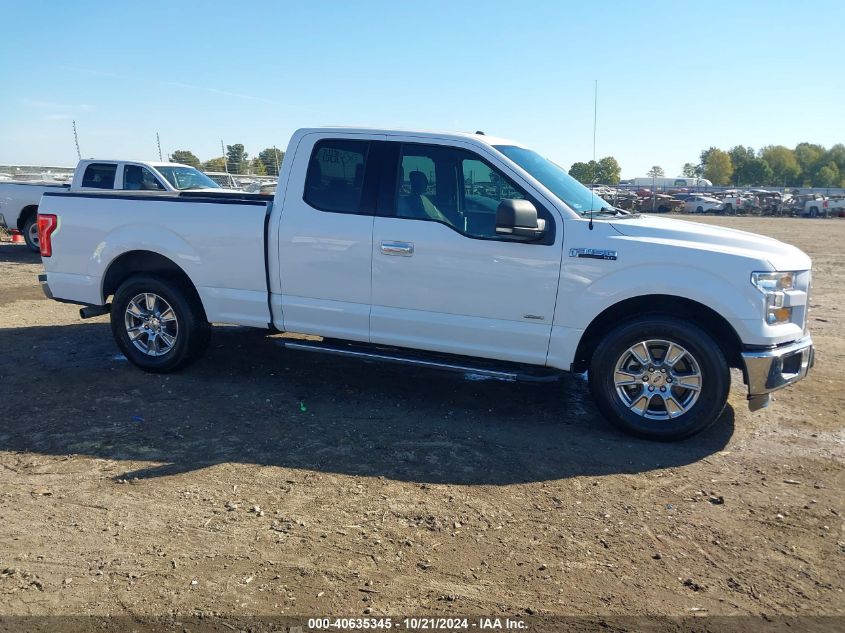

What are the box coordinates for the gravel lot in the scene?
[0,216,842,628]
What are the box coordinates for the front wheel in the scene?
[110,274,210,372]
[589,317,730,441]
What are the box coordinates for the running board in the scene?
[280,340,559,382]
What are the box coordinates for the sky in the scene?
[1,0,843,178]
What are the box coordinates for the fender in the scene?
[547,262,763,370]
[92,223,203,299]
[557,262,761,331]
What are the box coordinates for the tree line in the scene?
[683,143,845,188]
[170,145,285,177]
[567,143,845,188]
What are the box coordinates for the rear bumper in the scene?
[38,272,54,299]
[742,336,814,411]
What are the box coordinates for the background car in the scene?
[684,194,725,214]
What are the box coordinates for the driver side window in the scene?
[394,144,531,240]
[123,165,165,191]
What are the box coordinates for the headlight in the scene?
[751,271,795,324]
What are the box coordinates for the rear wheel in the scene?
[588,317,730,441]
[696,206,704,214]
[110,274,210,372]
[22,214,40,253]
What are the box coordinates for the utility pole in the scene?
[156,133,163,161]
[221,140,231,187]
[273,145,280,176]
[72,120,82,160]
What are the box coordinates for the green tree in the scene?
[225,144,249,174]
[824,143,845,174]
[728,145,756,185]
[202,157,226,172]
[169,150,201,168]
[258,147,285,176]
[596,156,621,185]
[760,145,801,187]
[703,149,733,185]
[794,142,825,185]
[742,157,774,186]
[697,147,718,176]
[250,157,267,176]
[646,165,664,178]
[569,161,596,184]
[682,162,698,177]
[815,162,840,188]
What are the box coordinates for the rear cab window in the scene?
[81,163,117,189]
[303,139,370,213]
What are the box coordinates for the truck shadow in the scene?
[0,323,734,485]
[0,242,41,264]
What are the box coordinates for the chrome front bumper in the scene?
[742,336,814,411]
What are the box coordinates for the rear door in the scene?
[370,140,563,365]
[276,133,386,342]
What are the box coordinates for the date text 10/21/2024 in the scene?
[306,617,528,630]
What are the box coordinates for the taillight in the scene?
[37,214,58,257]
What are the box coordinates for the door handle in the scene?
[380,241,414,257]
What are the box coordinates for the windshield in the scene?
[155,166,220,191]
[494,145,611,214]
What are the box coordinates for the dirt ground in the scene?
[0,216,843,628]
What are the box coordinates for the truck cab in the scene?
[71,160,221,194]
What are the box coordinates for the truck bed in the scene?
[40,191,274,328]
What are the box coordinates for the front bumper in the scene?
[741,335,814,411]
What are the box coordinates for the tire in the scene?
[588,316,730,441]
[22,213,40,253]
[696,206,704,214]
[724,204,734,215]
[110,274,210,373]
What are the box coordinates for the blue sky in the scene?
[1,1,842,177]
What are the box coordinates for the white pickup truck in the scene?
[0,159,221,251]
[36,127,814,440]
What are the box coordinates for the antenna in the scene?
[156,132,163,161]
[72,120,82,160]
[588,80,598,231]
[592,79,598,165]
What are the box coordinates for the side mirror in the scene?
[495,199,545,239]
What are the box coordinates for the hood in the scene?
[609,215,811,271]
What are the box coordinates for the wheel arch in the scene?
[16,204,39,231]
[571,294,744,373]
[102,250,203,311]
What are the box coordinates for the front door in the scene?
[370,141,563,365]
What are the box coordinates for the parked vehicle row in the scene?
[596,185,845,218]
